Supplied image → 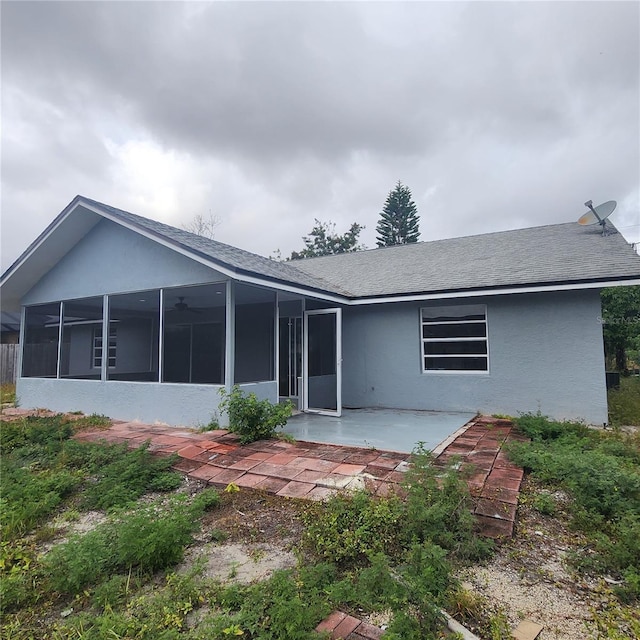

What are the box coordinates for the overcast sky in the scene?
[2,0,639,273]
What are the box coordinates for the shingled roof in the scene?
[80,197,349,296]
[292,222,640,299]
[2,196,639,308]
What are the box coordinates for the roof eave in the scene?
[348,275,640,305]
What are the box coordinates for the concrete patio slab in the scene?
[284,408,476,453]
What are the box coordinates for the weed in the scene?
[588,597,640,640]
[301,443,494,637]
[67,442,182,510]
[209,528,228,543]
[43,490,219,596]
[228,562,240,579]
[487,609,512,639]
[509,413,640,601]
[216,386,293,444]
[63,509,80,522]
[403,445,493,562]
[1,459,81,539]
[302,490,405,564]
[608,376,640,426]
[214,566,333,639]
[532,492,557,516]
[68,413,111,431]
[1,382,16,405]
[328,553,404,612]
[0,414,74,456]
[276,431,296,444]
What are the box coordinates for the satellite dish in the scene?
[578,200,616,235]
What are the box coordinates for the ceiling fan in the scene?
[168,297,203,314]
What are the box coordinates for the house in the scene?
[1,195,639,426]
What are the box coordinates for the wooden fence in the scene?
[1,343,19,384]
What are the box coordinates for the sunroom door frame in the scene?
[302,308,342,416]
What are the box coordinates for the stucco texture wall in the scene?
[16,378,277,427]
[341,290,608,424]
[23,219,224,304]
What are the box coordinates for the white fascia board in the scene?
[348,277,640,306]
[83,201,348,305]
[0,199,81,285]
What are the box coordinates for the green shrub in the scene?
[79,443,182,510]
[0,414,74,456]
[0,460,81,539]
[217,386,293,444]
[404,446,493,562]
[608,376,640,426]
[303,445,492,566]
[328,553,404,611]
[509,413,640,602]
[44,490,219,595]
[302,490,405,564]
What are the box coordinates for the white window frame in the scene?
[93,324,117,369]
[420,304,489,374]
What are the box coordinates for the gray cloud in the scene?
[2,1,638,270]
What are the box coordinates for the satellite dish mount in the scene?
[578,200,616,236]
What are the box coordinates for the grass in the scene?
[5,405,639,639]
[0,417,496,640]
[1,382,16,404]
[507,413,640,603]
[608,376,640,426]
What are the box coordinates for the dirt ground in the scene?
[460,476,600,639]
[185,477,624,639]
[35,470,625,639]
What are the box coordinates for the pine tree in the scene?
[376,181,420,247]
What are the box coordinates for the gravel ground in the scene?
[459,476,621,640]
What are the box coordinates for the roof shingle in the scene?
[291,222,640,298]
[58,197,640,300]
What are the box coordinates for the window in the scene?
[107,290,160,382]
[22,303,61,378]
[60,297,104,380]
[93,325,117,369]
[421,305,488,372]
[234,284,275,384]
[162,283,226,384]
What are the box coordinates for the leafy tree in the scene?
[600,285,640,373]
[290,219,365,259]
[182,211,220,239]
[376,181,420,247]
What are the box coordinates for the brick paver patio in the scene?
[2,407,525,640]
[2,408,526,538]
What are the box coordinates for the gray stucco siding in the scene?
[15,378,277,427]
[341,290,607,424]
[23,219,224,304]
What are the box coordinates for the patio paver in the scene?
[3,409,527,539]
